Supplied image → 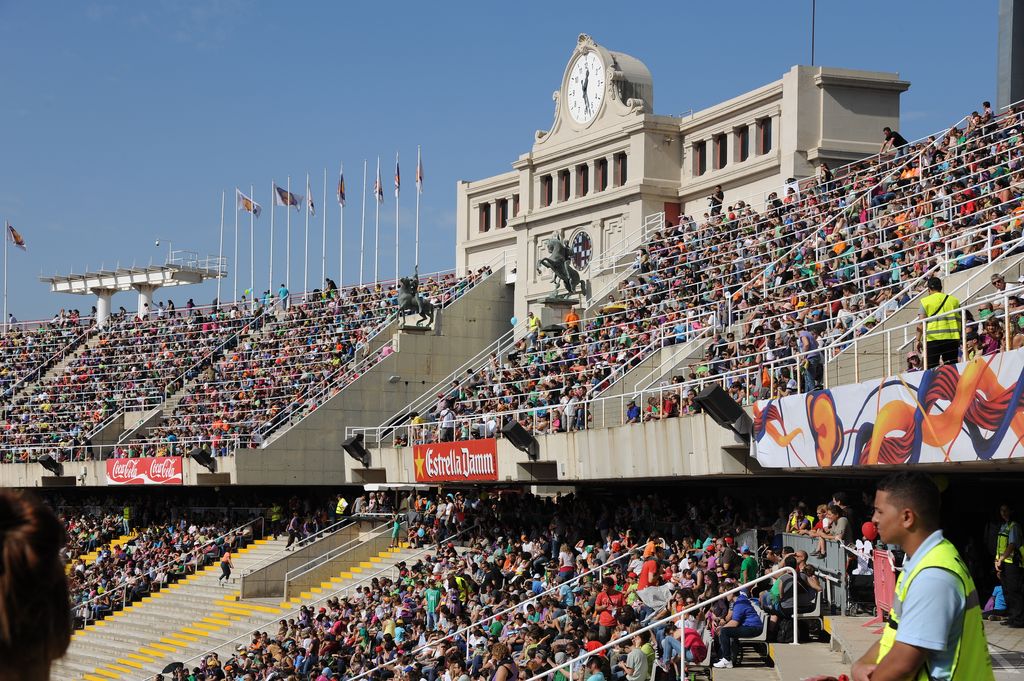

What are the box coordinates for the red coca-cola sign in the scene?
[105,457,183,485]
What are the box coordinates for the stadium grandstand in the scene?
[3,21,1024,681]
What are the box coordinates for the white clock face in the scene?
[566,51,605,125]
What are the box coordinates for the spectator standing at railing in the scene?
[917,277,962,369]
[852,472,993,681]
[880,126,910,159]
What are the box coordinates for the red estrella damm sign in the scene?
[412,439,499,482]
[105,457,183,485]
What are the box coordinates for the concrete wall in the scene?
[284,532,395,600]
[371,411,754,485]
[232,272,514,486]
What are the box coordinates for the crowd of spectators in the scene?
[0,303,257,463]
[390,103,1024,445]
[114,268,492,457]
[152,489,862,680]
[0,309,90,400]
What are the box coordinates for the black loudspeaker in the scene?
[695,384,752,442]
[501,419,540,461]
[188,447,217,473]
[37,453,64,477]
[341,433,371,468]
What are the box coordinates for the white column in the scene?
[94,288,114,328]
[133,283,158,319]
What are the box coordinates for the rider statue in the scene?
[537,233,587,299]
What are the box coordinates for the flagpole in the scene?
[344,164,348,286]
[2,221,7,336]
[303,172,310,296]
[374,156,381,282]
[415,145,421,277]
[395,151,400,280]
[359,159,367,286]
[233,189,239,305]
[321,167,327,286]
[269,180,276,295]
[249,184,255,312]
[286,175,292,293]
[217,190,225,306]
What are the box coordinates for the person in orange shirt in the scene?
[565,308,580,331]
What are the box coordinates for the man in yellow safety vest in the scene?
[852,472,992,681]
[917,277,961,370]
[996,504,1024,627]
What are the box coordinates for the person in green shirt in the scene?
[424,580,441,631]
[739,546,759,584]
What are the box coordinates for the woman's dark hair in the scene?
[0,490,71,677]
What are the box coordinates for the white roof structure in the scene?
[40,251,226,295]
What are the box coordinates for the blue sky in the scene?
[0,1,999,318]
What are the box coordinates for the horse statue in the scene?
[537,234,587,298]
[396,276,435,327]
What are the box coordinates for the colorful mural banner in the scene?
[106,457,183,485]
[413,439,499,482]
[753,349,1024,468]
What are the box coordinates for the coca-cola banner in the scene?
[413,439,499,483]
[106,457,184,485]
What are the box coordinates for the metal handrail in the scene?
[239,514,377,577]
[71,515,266,628]
[525,565,801,681]
[282,518,396,596]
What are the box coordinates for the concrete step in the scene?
[770,642,848,681]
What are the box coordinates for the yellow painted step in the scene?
[180,627,210,637]
[166,631,199,643]
[308,587,323,594]
[298,592,314,600]
[92,669,120,679]
[137,646,166,657]
[157,638,186,649]
[369,556,383,563]
[106,664,133,673]
[202,616,231,626]
[116,659,144,669]
[216,600,281,614]
[83,675,107,681]
[221,606,264,617]
[349,567,363,573]
[126,652,156,663]
[190,622,220,631]
[339,571,354,579]
[358,561,373,568]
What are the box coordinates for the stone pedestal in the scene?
[537,297,579,329]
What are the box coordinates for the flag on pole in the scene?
[306,178,316,216]
[6,223,26,251]
[394,153,401,198]
[337,166,346,207]
[373,163,384,204]
[236,188,262,218]
[416,149,423,194]
[274,184,302,210]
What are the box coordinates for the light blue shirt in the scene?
[895,530,964,680]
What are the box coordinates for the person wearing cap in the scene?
[625,400,641,424]
[739,546,759,584]
[712,590,762,669]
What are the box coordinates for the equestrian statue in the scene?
[537,234,587,299]
[396,275,435,327]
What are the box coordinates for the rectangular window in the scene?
[540,176,553,208]
[713,134,727,170]
[512,194,520,217]
[595,158,608,191]
[735,126,750,163]
[496,198,509,228]
[693,141,707,176]
[757,117,773,155]
[478,203,491,233]
[613,152,627,186]
[558,169,571,202]
[576,164,589,197]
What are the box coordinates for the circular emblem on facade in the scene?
[570,231,593,270]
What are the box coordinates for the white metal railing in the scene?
[525,566,800,681]
[282,518,396,596]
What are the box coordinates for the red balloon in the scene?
[862,522,878,542]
